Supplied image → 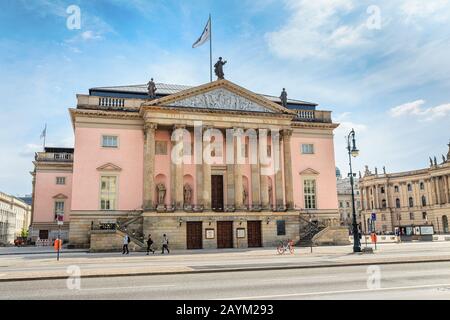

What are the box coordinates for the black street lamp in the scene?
[347,128,361,253]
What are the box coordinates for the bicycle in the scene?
[277,239,295,255]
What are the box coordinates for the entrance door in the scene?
[217,221,233,248]
[211,175,224,212]
[247,221,262,247]
[186,222,203,249]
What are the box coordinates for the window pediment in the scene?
[53,193,68,199]
[299,168,320,175]
[97,163,122,172]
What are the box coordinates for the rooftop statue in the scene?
[280,88,288,108]
[214,57,227,80]
[147,78,157,99]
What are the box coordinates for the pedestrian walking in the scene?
[146,234,155,255]
[122,234,130,254]
[161,234,170,254]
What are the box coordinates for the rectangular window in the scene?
[56,177,66,185]
[54,201,64,220]
[102,135,118,148]
[409,212,415,220]
[304,179,316,209]
[276,220,286,236]
[100,176,117,210]
[301,144,314,154]
[422,212,427,220]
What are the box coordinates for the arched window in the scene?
[382,199,387,209]
[394,186,399,193]
[381,187,385,194]
[407,184,412,192]
[420,182,425,190]
[409,197,414,207]
[396,198,401,208]
[421,195,427,207]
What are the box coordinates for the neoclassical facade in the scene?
[336,171,362,230]
[31,79,341,249]
[0,191,31,244]
[359,144,450,234]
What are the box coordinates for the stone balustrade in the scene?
[35,152,73,162]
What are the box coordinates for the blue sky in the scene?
[1,0,450,196]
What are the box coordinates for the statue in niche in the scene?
[214,57,227,79]
[243,188,248,206]
[156,183,166,205]
[183,184,192,205]
[147,78,157,98]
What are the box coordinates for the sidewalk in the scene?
[1,242,450,282]
[0,246,88,256]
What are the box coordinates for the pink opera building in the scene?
[31,79,346,250]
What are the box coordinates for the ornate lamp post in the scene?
[347,129,361,253]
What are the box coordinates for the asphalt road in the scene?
[1,261,450,299]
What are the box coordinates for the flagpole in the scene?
[209,14,212,82]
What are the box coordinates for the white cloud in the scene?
[81,30,102,41]
[400,0,450,24]
[389,100,450,121]
[265,0,368,60]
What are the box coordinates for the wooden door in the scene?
[247,221,262,247]
[217,221,233,248]
[211,175,224,212]
[186,222,203,249]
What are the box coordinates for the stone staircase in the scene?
[297,215,326,247]
[116,216,145,249]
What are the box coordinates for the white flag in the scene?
[192,17,211,48]
[40,124,47,139]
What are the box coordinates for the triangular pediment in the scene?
[53,193,68,199]
[96,163,122,172]
[143,79,295,114]
[299,168,320,175]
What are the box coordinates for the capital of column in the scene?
[281,128,293,138]
[144,122,157,133]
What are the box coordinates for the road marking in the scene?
[81,284,175,291]
[218,283,450,300]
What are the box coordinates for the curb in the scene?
[0,250,89,256]
[2,257,450,283]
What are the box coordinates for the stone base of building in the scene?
[29,222,70,243]
[68,210,342,250]
[90,230,142,252]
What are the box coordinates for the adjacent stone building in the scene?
[0,191,31,244]
[336,168,361,231]
[31,78,343,250]
[359,143,450,234]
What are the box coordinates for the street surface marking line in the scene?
[82,284,176,291]
[218,283,450,300]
